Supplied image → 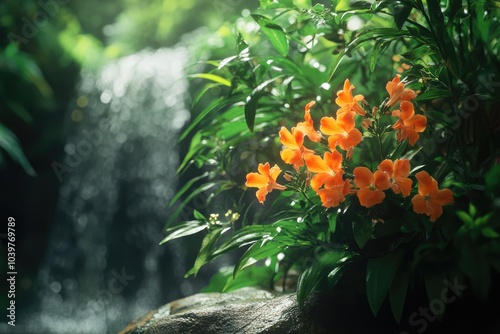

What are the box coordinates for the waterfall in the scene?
[8,47,196,333]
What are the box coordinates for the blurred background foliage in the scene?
[0,0,255,319]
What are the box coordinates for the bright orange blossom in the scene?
[377,159,413,197]
[353,167,391,208]
[392,101,427,146]
[335,79,366,116]
[411,171,453,222]
[296,101,322,142]
[245,162,286,204]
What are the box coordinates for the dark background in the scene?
[0,0,257,332]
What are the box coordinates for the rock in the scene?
[120,285,500,334]
[119,287,325,334]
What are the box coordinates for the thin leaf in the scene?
[244,75,285,132]
[353,214,373,249]
[188,73,231,87]
[169,172,209,206]
[393,2,413,30]
[159,220,208,245]
[179,94,243,142]
[389,265,411,323]
[186,228,224,277]
[366,249,404,316]
[252,14,289,57]
[0,123,35,176]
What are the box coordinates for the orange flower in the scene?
[385,75,417,107]
[411,171,453,222]
[316,175,351,208]
[279,127,314,171]
[392,101,427,146]
[320,111,362,155]
[246,162,286,204]
[296,101,322,142]
[353,167,391,208]
[335,79,366,116]
[377,159,413,197]
[304,150,343,191]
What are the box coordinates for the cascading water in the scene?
[5,46,201,333]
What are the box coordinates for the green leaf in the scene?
[393,2,413,30]
[0,123,35,176]
[388,140,408,160]
[234,240,284,274]
[366,250,404,316]
[186,228,223,277]
[370,39,390,72]
[177,131,204,173]
[193,209,207,221]
[211,225,273,258]
[166,181,226,226]
[456,210,474,226]
[179,94,243,142]
[401,44,433,60]
[244,75,285,132]
[297,250,348,305]
[159,220,208,245]
[353,214,373,249]
[252,14,289,57]
[169,172,209,206]
[327,255,357,289]
[482,227,500,238]
[389,266,411,323]
[415,89,452,101]
[188,73,231,87]
[328,211,338,234]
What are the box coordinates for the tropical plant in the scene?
[163,0,500,326]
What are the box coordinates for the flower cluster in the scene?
[246,76,453,222]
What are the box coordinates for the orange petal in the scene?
[357,187,385,208]
[374,170,391,190]
[393,159,410,178]
[393,177,413,197]
[317,186,346,208]
[411,194,428,215]
[338,128,362,151]
[378,159,394,178]
[427,200,444,222]
[406,128,420,146]
[335,79,353,107]
[400,101,415,120]
[257,162,271,176]
[269,164,282,181]
[337,111,356,131]
[310,173,335,191]
[325,150,343,172]
[415,171,438,196]
[305,154,330,173]
[280,147,303,167]
[279,127,299,149]
[305,101,316,113]
[353,167,373,189]
[401,89,416,101]
[296,122,322,142]
[431,189,454,206]
[407,115,427,132]
[256,187,268,204]
[246,172,268,188]
[320,117,343,135]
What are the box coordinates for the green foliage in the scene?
[163,0,500,326]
